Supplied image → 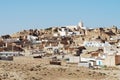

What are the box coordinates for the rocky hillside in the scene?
[0,26,120,53]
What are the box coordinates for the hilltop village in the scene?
[0,21,120,67]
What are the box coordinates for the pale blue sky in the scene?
[0,0,120,35]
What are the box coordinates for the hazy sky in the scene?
[0,0,120,35]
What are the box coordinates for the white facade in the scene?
[27,35,38,41]
[67,32,74,36]
[53,33,58,37]
[58,27,67,37]
[74,31,81,35]
[96,59,103,65]
[3,38,20,43]
[83,41,111,47]
[65,56,95,63]
[66,25,78,30]
[83,41,104,47]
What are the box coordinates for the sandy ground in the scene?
[0,56,119,80]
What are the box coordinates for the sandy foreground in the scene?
[0,56,120,80]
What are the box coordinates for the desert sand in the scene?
[0,57,119,80]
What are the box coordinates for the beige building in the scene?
[103,55,116,66]
[102,54,120,66]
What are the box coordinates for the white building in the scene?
[66,25,78,30]
[27,35,38,41]
[66,21,87,30]
[58,27,67,37]
[83,41,104,47]
[53,33,59,37]
[55,21,87,37]
[83,41,111,47]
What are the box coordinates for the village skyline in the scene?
[0,0,120,35]
[0,20,120,79]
